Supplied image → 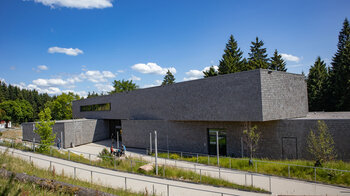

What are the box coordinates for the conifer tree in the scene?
[162,70,175,85]
[329,18,350,111]
[203,66,218,78]
[269,49,287,71]
[307,57,329,111]
[248,37,269,69]
[218,35,246,74]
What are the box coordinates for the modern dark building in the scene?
[23,69,350,160]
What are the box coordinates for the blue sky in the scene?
[0,0,349,97]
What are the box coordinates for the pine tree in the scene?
[307,57,329,111]
[203,66,218,78]
[329,18,350,111]
[248,37,269,69]
[162,70,175,85]
[269,49,287,71]
[218,35,246,74]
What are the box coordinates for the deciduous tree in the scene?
[35,108,56,152]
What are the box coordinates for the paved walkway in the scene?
[0,146,267,196]
[68,141,350,196]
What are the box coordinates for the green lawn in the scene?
[156,152,350,187]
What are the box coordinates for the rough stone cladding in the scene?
[260,70,308,120]
[73,69,307,121]
[22,119,109,148]
[122,118,350,160]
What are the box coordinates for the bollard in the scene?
[200,169,202,182]
[251,174,253,186]
[124,177,127,190]
[245,173,247,186]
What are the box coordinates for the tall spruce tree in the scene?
[307,57,329,111]
[248,37,269,69]
[329,18,350,111]
[203,66,218,78]
[162,70,175,85]
[269,49,287,71]
[218,35,246,74]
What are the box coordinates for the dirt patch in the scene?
[1,128,22,139]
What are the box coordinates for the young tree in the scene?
[110,79,138,94]
[248,37,269,69]
[203,66,218,78]
[269,49,287,71]
[243,122,261,160]
[218,35,246,74]
[329,18,350,111]
[34,108,56,152]
[307,120,337,166]
[162,70,175,85]
[307,57,329,111]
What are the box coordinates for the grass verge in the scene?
[156,152,350,187]
[0,149,151,196]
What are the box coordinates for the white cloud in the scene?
[117,70,125,73]
[281,53,300,62]
[32,78,70,87]
[34,0,113,9]
[142,80,162,88]
[131,63,176,75]
[95,83,114,92]
[33,65,49,72]
[129,75,141,81]
[62,90,87,98]
[183,66,218,81]
[48,46,83,56]
[80,70,116,83]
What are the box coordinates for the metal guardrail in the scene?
[0,141,240,196]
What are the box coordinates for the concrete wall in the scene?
[73,69,308,122]
[22,119,109,148]
[122,118,350,161]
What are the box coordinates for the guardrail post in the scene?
[255,161,258,172]
[314,167,317,182]
[200,169,202,182]
[74,167,76,179]
[50,147,52,156]
[124,177,127,190]
[229,158,231,169]
[219,168,221,179]
[288,165,290,178]
[208,155,209,165]
[90,171,93,184]
[68,150,70,160]
[167,150,169,159]
[167,184,169,196]
[49,161,52,171]
[180,152,182,160]
[196,153,198,163]
[114,158,116,169]
[269,176,271,192]
[89,154,91,165]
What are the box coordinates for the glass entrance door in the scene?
[208,129,227,156]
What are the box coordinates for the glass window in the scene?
[208,129,227,156]
[80,103,111,112]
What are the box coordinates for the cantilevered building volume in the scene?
[23,69,350,160]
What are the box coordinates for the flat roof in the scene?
[292,112,350,120]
